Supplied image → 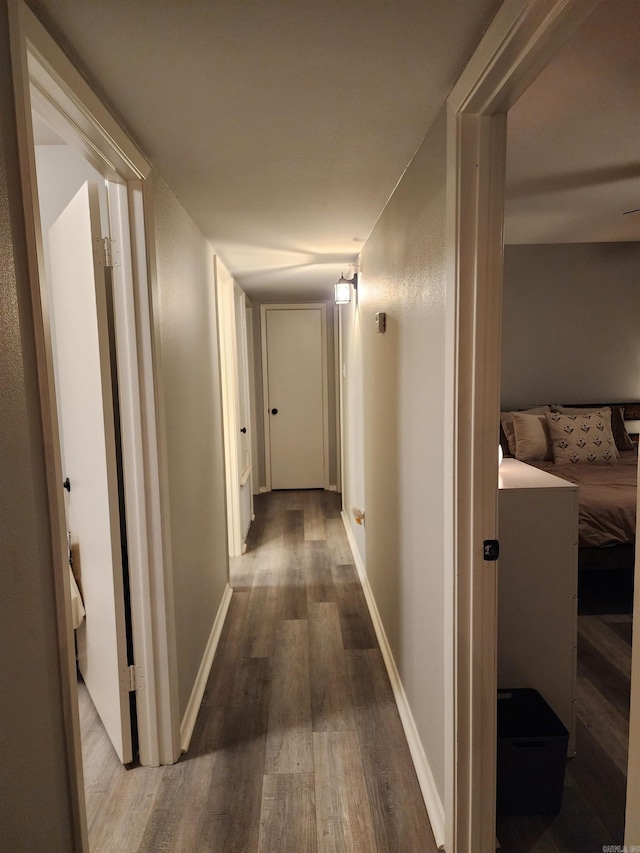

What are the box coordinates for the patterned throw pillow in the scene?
[552,405,634,451]
[545,412,619,464]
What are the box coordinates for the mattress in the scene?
[531,449,638,548]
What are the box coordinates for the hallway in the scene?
[82,490,437,852]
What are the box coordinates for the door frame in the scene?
[215,256,246,557]
[9,2,180,844]
[235,285,254,525]
[333,304,342,493]
[260,302,330,492]
[445,0,603,849]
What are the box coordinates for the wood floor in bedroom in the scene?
[496,568,633,853]
[78,489,437,853]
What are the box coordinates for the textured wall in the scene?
[0,2,76,846]
[501,242,640,409]
[358,106,448,799]
[152,175,229,717]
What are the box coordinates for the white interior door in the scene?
[264,306,326,489]
[234,287,252,540]
[48,181,133,764]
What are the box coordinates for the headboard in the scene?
[500,402,640,457]
[571,403,640,442]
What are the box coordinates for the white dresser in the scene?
[498,459,579,755]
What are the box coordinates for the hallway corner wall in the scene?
[343,106,449,824]
[151,175,229,720]
[0,3,77,846]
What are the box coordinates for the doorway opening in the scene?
[216,257,256,557]
[10,2,180,845]
[31,123,138,771]
[446,0,640,848]
[495,0,638,844]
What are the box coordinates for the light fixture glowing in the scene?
[334,272,358,304]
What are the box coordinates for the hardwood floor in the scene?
[496,569,633,853]
[80,490,437,852]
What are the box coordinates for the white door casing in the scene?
[445,1,604,850]
[10,18,181,851]
[48,181,132,764]
[246,305,260,498]
[216,257,243,557]
[261,304,329,491]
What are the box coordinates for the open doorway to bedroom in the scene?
[495,0,639,847]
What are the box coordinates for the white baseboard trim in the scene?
[340,511,446,849]
[327,484,337,492]
[259,486,269,494]
[180,583,233,753]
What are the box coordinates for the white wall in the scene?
[34,144,108,475]
[35,144,107,278]
[501,242,640,408]
[151,175,229,719]
[0,4,76,845]
[345,106,448,806]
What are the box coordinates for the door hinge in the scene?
[483,539,500,561]
[122,664,145,693]
[96,237,118,268]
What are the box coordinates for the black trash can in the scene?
[497,688,569,816]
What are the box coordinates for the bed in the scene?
[500,402,640,571]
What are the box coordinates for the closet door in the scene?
[264,306,327,490]
[49,181,133,764]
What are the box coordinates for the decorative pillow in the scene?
[500,406,551,456]
[512,412,553,462]
[611,406,636,450]
[551,405,613,437]
[545,412,619,464]
[552,405,634,451]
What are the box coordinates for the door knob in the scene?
[63,477,71,492]
[240,427,247,433]
[271,408,278,415]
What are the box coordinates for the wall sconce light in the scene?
[335,272,358,304]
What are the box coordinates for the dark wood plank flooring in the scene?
[496,568,633,853]
[80,489,437,852]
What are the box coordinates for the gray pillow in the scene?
[500,406,551,456]
[512,412,553,462]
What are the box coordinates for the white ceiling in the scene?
[29,0,502,300]
[505,0,640,244]
[29,0,639,299]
